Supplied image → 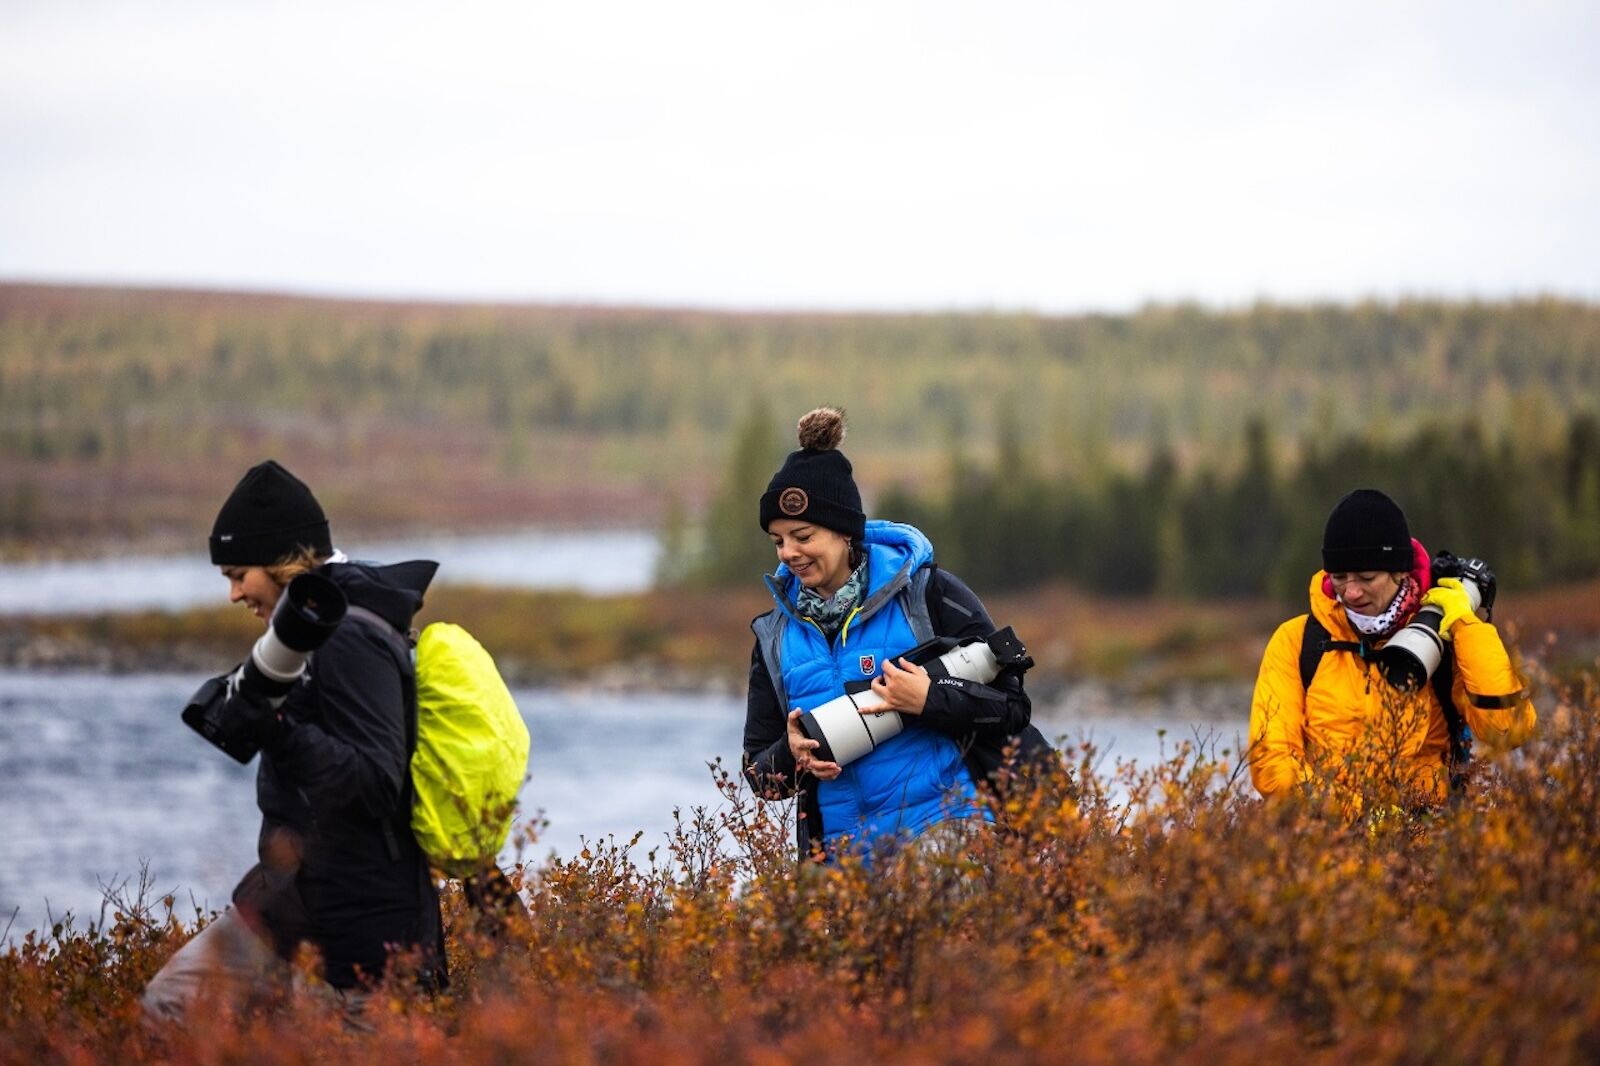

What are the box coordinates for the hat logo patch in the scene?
[778,487,809,516]
[860,654,875,675]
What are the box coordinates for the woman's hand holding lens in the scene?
[869,657,931,715]
[787,708,841,780]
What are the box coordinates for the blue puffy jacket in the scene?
[746,521,1037,860]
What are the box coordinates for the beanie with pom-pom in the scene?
[758,406,866,540]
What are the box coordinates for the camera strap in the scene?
[343,605,421,863]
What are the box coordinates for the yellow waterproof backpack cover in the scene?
[409,623,530,878]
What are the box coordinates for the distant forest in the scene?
[2,284,1597,600]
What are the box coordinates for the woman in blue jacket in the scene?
[742,407,1045,863]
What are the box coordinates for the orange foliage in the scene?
[5,668,1600,1062]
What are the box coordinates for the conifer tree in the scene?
[692,400,782,587]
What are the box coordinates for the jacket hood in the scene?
[1307,570,1358,637]
[859,520,934,592]
[323,558,437,632]
[766,519,934,613]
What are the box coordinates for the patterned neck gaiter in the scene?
[794,560,868,636]
[1343,575,1421,639]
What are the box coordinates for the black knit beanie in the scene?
[209,459,333,566]
[1322,488,1412,573]
[758,407,867,542]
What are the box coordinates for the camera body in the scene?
[1373,550,1496,692]
[796,626,1033,767]
[1433,550,1496,615]
[182,571,348,763]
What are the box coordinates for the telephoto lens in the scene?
[797,626,1032,767]
[1374,572,1483,692]
[182,572,348,762]
[243,571,349,698]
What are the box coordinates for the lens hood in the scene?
[270,572,348,653]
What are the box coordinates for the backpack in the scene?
[1297,614,1470,789]
[348,608,531,878]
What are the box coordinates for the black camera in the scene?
[182,572,348,762]
[1373,550,1495,692]
[1432,549,1496,616]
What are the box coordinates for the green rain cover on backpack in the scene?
[409,622,530,878]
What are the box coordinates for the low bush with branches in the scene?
[4,667,1598,1063]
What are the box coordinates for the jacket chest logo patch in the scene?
[859,654,876,675]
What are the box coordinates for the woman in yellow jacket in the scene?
[1249,489,1535,810]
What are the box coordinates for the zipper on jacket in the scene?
[838,605,864,648]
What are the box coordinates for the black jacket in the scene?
[251,559,444,989]
[742,565,1051,858]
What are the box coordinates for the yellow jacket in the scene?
[1249,572,1536,808]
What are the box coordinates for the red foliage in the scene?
[5,669,1600,1062]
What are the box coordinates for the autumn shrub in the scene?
[6,671,1600,1063]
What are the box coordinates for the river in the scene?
[0,529,1254,943]
[0,528,660,616]
[0,668,1250,944]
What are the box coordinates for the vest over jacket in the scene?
[744,520,1045,859]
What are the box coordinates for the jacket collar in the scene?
[324,558,438,633]
[764,520,933,625]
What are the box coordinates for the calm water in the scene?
[0,528,660,616]
[0,669,1250,943]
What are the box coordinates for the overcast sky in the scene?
[2,1,1595,312]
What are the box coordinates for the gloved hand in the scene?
[220,676,290,751]
[1421,577,1477,639]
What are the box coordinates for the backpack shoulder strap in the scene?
[1298,615,1327,690]
[901,562,938,644]
[1298,614,1366,690]
[344,605,416,650]
[1432,643,1470,783]
[340,605,419,859]
[1431,642,1456,713]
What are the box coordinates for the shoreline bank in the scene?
[3,579,1593,691]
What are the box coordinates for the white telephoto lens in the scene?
[251,628,309,684]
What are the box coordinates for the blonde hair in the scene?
[265,546,329,589]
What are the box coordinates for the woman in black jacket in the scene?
[143,460,443,1021]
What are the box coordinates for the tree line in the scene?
[3,284,1599,557]
[4,285,1598,479]
[671,405,1600,604]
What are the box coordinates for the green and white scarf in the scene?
[794,561,868,636]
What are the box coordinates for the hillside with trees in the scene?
[2,283,1596,602]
